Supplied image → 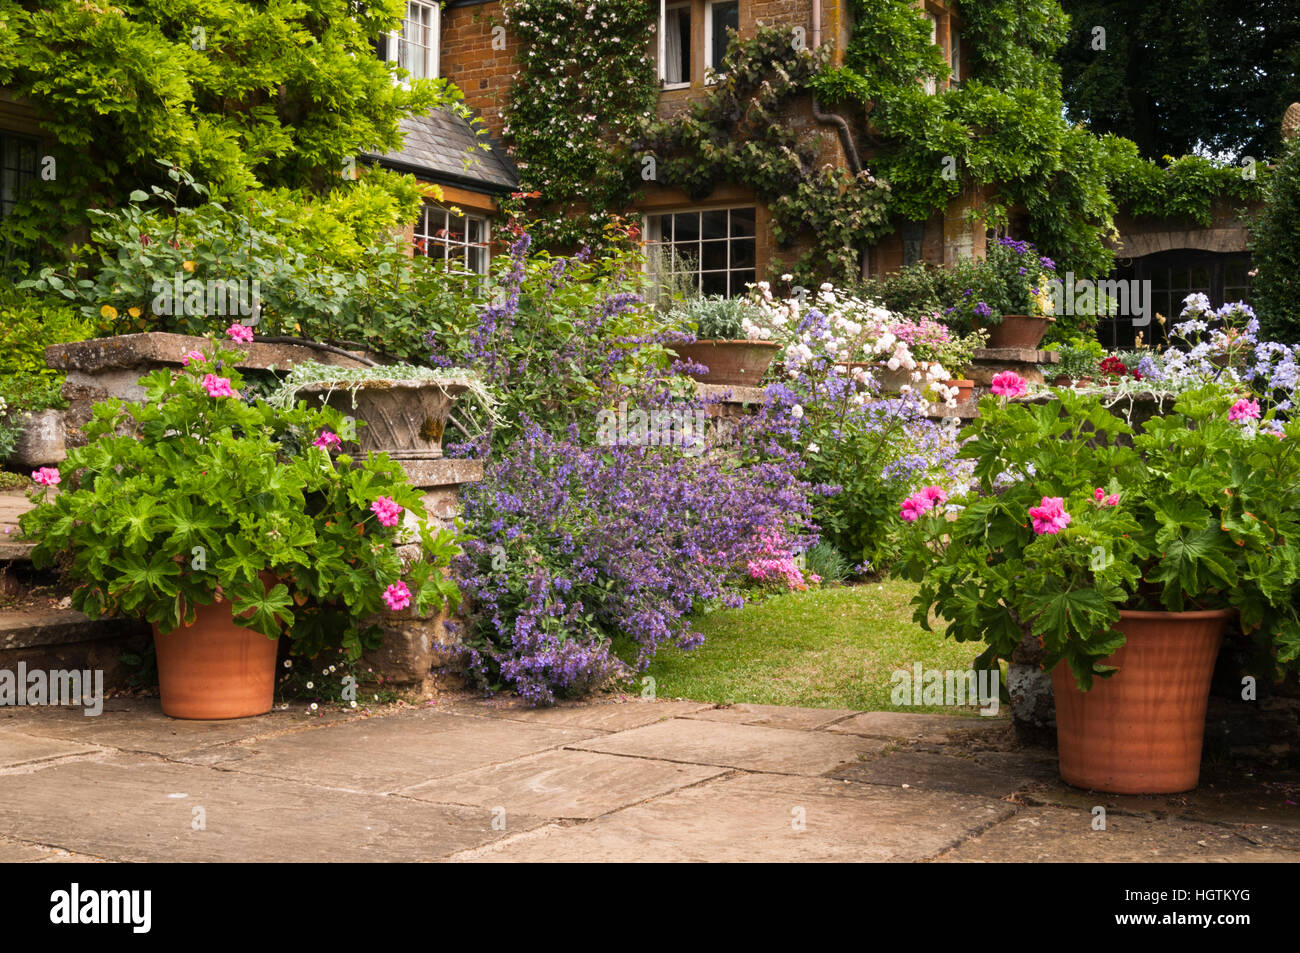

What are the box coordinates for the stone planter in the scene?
[7,409,67,467]
[296,379,470,461]
[985,314,1052,350]
[672,340,779,387]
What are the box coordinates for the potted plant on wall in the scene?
[20,345,461,719]
[901,380,1300,793]
[669,296,780,386]
[948,237,1056,350]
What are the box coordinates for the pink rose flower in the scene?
[370,496,402,527]
[381,581,411,611]
[203,374,235,398]
[313,430,341,450]
[180,350,206,366]
[32,467,61,486]
[1028,496,1071,535]
[990,371,1027,398]
[1228,398,1260,422]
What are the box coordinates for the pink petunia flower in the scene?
[313,430,342,450]
[1028,496,1071,535]
[381,581,411,611]
[180,350,206,367]
[226,323,254,344]
[370,496,402,527]
[990,371,1027,398]
[31,467,61,487]
[1228,398,1260,422]
[203,374,235,398]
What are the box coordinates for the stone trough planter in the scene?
[295,378,471,461]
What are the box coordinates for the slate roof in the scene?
[362,109,518,194]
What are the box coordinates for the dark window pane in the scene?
[701,240,728,271]
[673,212,699,241]
[711,1,738,67]
[1190,265,1210,290]
[730,270,756,296]
[731,237,756,269]
[730,207,756,237]
[701,272,728,296]
[701,209,728,239]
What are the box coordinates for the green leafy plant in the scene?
[901,383,1300,689]
[20,344,461,660]
[1251,139,1300,342]
[1049,336,1105,379]
[671,296,767,341]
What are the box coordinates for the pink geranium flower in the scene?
[203,374,234,398]
[922,485,947,505]
[313,430,341,450]
[370,496,402,527]
[226,323,254,344]
[990,371,1027,398]
[1028,496,1071,535]
[900,488,944,522]
[1093,487,1119,506]
[31,467,61,486]
[180,350,206,367]
[1228,398,1260,422]
[381,581,411,611]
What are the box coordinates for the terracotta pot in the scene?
[944,379,975,403]
[985,314,1052,350]
[673,340,779,386]
[1051,608,1231,794]
[1052,374,1071,387]
[296,378,469,461]
[153,587,281,720]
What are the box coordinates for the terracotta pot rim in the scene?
[943,378,975,386]
[994,313,1055,323]
[684,339,780,349]
[1117,607,1236,621]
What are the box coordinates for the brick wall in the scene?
[441,1,512,140]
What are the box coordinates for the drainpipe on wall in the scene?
[809,0,871,277]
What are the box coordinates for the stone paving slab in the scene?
[0,753,543,862]
[571,717,885,775]
[442,698,712,732]
[222,710,601,794]
[401,748,727,819]
[0,728,102,769]
[937,806,1299,862]
[829,748,1060,798]
[825,711,1009,743]
[681,703,856,731]
[470,772,1016,863]
[0,836,97,863]
[2,698,354,759]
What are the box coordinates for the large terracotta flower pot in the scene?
[153,597,280,720]
[985,314,1052,350]
[1051,608,1231,794]
[673,340,779,386]
[944,379,975,403]
[296,378,469,460]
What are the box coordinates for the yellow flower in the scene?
[182,260,196,272]
[128,306,142,318]
[100,305,118,320]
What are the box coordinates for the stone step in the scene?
[0,607,150,687]
[0,490,36,562]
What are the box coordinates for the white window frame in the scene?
[922,12,939,95]
[414,205,491,275]
[659,0,692,89]
[642,206,759,298]
[949,27,961,84]
[704,0,739,82]
[388,0,440,82]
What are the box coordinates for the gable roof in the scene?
[362,109,518,194]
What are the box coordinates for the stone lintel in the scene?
[972,348,1059,365]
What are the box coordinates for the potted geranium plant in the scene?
[669,295,779,386]
[947,237,1056,349]
[20,344,461,720]
[901,377,1300,793]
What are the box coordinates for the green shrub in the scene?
[1252,141,1300,342]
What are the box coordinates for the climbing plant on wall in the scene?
[500,0,659,250]
[637,26,891,283]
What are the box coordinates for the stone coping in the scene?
[695,382,767,404]
[46,332,370,373]
[398,457,484,489]
[972,348,1059,365]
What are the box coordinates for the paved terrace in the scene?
[0,697,1296,862]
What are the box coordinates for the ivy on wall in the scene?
[500,0,659,250]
